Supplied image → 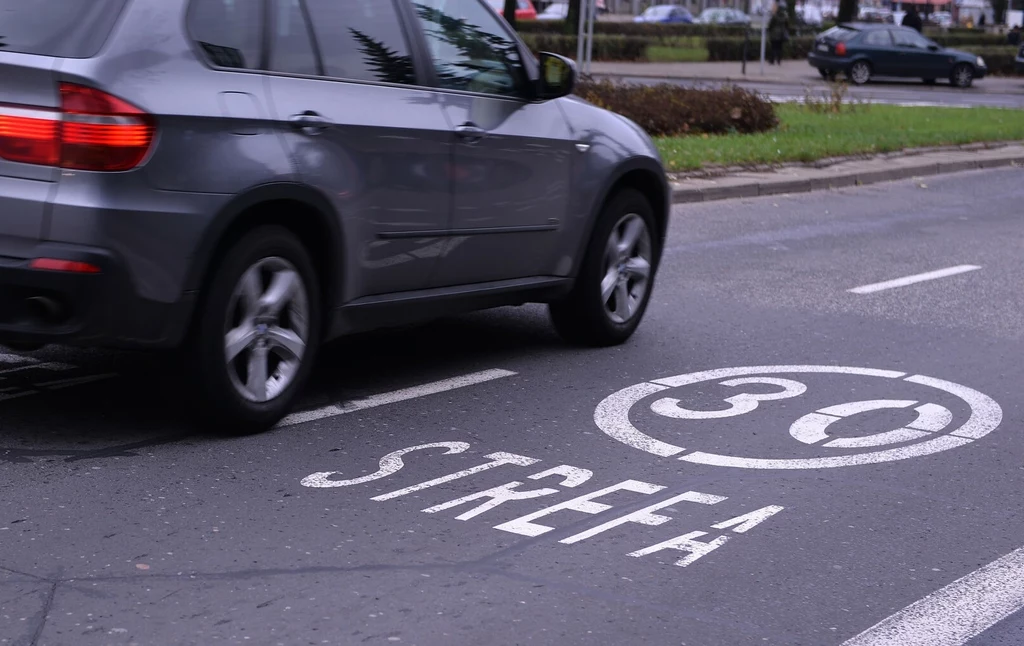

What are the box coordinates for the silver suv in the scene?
[0,0,669,433]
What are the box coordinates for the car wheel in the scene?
[818,68,830,79]
[951,63,974,88]
[550,189,660,347]
[186,225,321,435]
[849,60,871,85]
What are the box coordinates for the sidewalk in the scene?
[670,143,1024,203]
[590,61,1024,94]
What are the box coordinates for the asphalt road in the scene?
[605,75,1024,108]
[3,167,1024,646]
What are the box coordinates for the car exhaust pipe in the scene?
[25,296,64,324]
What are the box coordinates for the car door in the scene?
[890,27,935,77]
[859,29,897,75]
[264,0,454,300]
[408,0,576,287]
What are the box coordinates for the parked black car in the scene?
[808,23,988,87]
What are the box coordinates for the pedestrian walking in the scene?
[901,5,923,32]
[768,2,790,65]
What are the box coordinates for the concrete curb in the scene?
[671,152,1024,204]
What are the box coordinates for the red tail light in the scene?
[0,83,154,171]
[835,42,848,56]
[29,258,101,274]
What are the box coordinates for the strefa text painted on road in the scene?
[301,442,784,569]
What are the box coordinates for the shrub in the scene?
[516,21,750,38]
[932,33,1012,47]
[574,80,778,137]
[705,36,815,61]
[963,46,1021,75]
[520,33,649,61]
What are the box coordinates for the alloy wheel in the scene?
[601,213,653,324]
[224,257,310,403]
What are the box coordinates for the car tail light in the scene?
[29,258,101,274]
[0,83,154,171]
[835,42,848,56]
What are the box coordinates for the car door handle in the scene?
[289,111,331,135]
[455,123,487,144]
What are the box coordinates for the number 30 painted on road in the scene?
[593,365,1002,470]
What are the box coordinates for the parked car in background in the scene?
[926,11,954,28]
[486,0,538,20]
[537,2,568,19]
[695,7,750,24]
[634,4,694,22]
[0,0,670,434]
[808,23,987,87]
[858,7,894,22]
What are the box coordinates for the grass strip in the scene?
[655,104,1024,171]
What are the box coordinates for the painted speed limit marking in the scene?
[594,365,1003,469]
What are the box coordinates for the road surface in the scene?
[2,168,1024,645]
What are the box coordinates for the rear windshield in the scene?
[822,26,860,41]
[0,0,129,58]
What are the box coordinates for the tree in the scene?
[837,0,858,23]
[567,0,582,35]
[992,0,1008,24]
[503,0,518,29]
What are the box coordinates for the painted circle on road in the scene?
[594,365,1003,469]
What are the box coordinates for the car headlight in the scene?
[977,56,986,67]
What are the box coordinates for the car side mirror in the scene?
[536,52,577,101]
[927,43,940,51]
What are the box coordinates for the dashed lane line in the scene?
[277,368,518,428]
[848,265,982,295]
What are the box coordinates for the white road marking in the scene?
[848,265,981,295]
[594,366,1002,469]
[278,368,517,427]
[842,545,1024,646]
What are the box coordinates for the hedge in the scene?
[520,33,650,60]
[706,36,815,61]
[966,46,1021,75]
[516,20,749,38]
[574,80,778,136]
[932,33,1015,47]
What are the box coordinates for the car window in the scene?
[892,28,932,49]
[0,0,129,59]
[863,30,892,47]
[411,0,528,98]
[828,27,861,41]
[269,0,319,76]
[189,0,263,70]
[303,0,416,85]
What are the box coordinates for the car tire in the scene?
[185,225,321,435]
[848,60,871,85]
[951,63,974,88]
[550,189,660,347]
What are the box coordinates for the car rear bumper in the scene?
[808,52,850,70]
[0,239,193,349]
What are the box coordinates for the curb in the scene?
[671,154,1024,204]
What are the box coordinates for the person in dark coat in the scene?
[902,5,923,32]
[767,2,790,65]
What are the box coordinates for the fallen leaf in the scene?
[135,564,150,570]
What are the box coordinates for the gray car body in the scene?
[0,0,669,350]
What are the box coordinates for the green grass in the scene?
[646,45,709,62]
[655,104,1024,171]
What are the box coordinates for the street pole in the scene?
[759,8,767,74]
[585,0,597,75]
[577,0,587,65]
